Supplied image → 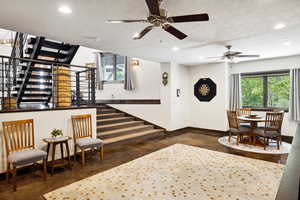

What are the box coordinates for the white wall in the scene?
[231,55,300,136]
[0,108,96,173]
[169,63,189,130]
[111,62,190,131]
[97,59,161,100]
[231,55,300,73]
[72,46,161,100]
[188,63,230,132]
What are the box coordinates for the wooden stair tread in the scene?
[97,117,134,123]
[97,113,124,117]
[98,125,153,136]
[99,109,115,112]
[103,129,164,145]
[96,106,107,109]
[97,121,143,129]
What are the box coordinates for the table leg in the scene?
[250,122,258,145]
[51,143,56,176]
[64,141,71,169]
[46,143,50,162]
[60,143,64,159]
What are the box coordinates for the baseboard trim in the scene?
[166,127,228,137]
[186,127,228,137]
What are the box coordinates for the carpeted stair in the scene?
[97,105,165,146]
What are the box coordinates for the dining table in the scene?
[237,115,266,144]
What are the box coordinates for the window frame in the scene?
[101,53,126,84]
[241,70,290,112]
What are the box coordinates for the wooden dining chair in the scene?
[237,108,252,116]
[227,110,251,145]
[2,119,47,191]
[237,108,252,127]
[71,114,104,166]
[253,112,284,150]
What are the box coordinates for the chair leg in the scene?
[263,137,266,150]
[228,132,231,142]
[6,162,10,183]
[81,148,85,167]
[237,135,240,145]
[43,159,47,181]
[253,135,256,145]
[74,145,77,161]
[277,137,280,150]
[99,146,104,161]
[12,166,17,192]
[280,136,282,145]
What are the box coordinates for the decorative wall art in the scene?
[162,72,168,86]
[194,78,216,102]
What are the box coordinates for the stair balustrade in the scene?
[0,55,96,111]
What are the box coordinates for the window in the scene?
[101,53,126,82]
[241,70,290,110]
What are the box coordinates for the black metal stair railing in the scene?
[8,32,28,86]
[0,55,96,111]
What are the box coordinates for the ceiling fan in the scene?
[206,45,260,61]
[107,0,209,40]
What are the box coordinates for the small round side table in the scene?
[43,136,72,176]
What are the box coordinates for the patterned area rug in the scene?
[218,136,291,155]
[44,144,284,200]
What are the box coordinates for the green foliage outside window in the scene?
[241,74,290,109]
[241,77,264,107]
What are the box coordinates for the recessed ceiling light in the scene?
[283,41,291,46]
[199,56,205,59]
[172,46,179,51]
[274,23,286,30]
[58,6,72,14]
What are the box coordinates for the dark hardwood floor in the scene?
[0,132,288,200]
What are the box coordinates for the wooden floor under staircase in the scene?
[97,105,165,146]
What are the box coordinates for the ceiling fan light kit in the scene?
[107,0,209,40]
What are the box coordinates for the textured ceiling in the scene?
[0,0,300,64]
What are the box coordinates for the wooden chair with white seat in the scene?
[2,119,47,191]
[71,114,104,166]
[253,112,284,150]
[227,110,251,145]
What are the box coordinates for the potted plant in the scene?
[50,129,63,138]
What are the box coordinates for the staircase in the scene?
[97,105,165,146]
[13,36,79,107]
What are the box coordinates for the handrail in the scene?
[0,55,95,69]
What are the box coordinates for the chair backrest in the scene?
[2,119,35,154]
[227,110,239,129]
[238,108,251,116]
[264,112,284,133]
[71,114,92,140]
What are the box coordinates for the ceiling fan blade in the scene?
[231,52,242,55]
[168,14,209,23]
[133,26,154,40]
[107,19,147,23]
[236,55,260,58]
[162,25,187,40]
[145,0,160,16]
[205,56,223,59]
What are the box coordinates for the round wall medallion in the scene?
[194,78,216,102]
